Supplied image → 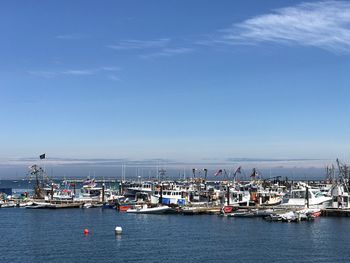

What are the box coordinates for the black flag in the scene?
[39,153,46,159]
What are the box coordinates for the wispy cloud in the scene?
[108,38,193,59]
[29,66,120,79]
[107,38,170,50]
[100,66,120,71]
[62,69,96,75]
[141,47,193,59]
[221,1,350,53]
[108,75,120,81]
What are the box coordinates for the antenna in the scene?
[336,159,350,192]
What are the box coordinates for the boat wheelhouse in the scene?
[124,182,154,197]
[151,189,186,205]
[282,184,332,208]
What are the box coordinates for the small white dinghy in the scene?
[1,202,16,208]
[18,201,33,208]
[82,202,103,208]
[25,202,53,209]
[126,204,172,214]
[83,203,93,209]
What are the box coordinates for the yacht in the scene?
[282,183,332,208]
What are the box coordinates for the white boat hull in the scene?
[126,206,172,214]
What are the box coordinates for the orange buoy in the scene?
[84,228,89,235]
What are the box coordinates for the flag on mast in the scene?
[83,178,96,187]
[234,166,242,176]
[251,168,258,178]
[39,153,46,159]
[214,169,223,176]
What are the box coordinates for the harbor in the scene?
[2,205,349,263]
[1,162,350,262]
[2,159,350,222]
[3,1,350,262]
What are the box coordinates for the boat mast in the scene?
[29,164,45,199]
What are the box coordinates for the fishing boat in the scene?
[151,189,186,206]
[115,196,137,212]
[222,183,257,207]
[124,182,154,197]
[126,204,173,214]
[53,189,74,201]
[75,186,102,202]
[282,182,332,208]
[226,209,256,217]
[263,196,283,206]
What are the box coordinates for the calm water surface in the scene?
[1,208,350,263]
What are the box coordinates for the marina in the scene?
[2,159,350,221]
[3,160,350,262]
[3,1,350,262]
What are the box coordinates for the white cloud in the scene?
[100,66,120,71]
[108,75,120,81]
[108,38,170,50]
[29,66,120,79]
[62,69,96,75]
[141,47,193,59]
[108,38,193,59]
[222,1,350,53]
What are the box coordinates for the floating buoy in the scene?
[115,226,122,235]
[84,228,89,235]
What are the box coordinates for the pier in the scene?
[321,208,350,217]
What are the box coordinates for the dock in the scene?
[181,206,221,215]
[321,208,350,217]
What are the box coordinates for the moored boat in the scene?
[25,202,53,209]
[82,202,103,208]
[1,201,16,208]
[227,209,256,217]
[126,204,173,214]
[17,201,34,208]
[282,183,332,209]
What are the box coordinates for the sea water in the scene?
[1,208,350,263]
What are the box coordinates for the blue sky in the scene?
[1,0,350,167]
